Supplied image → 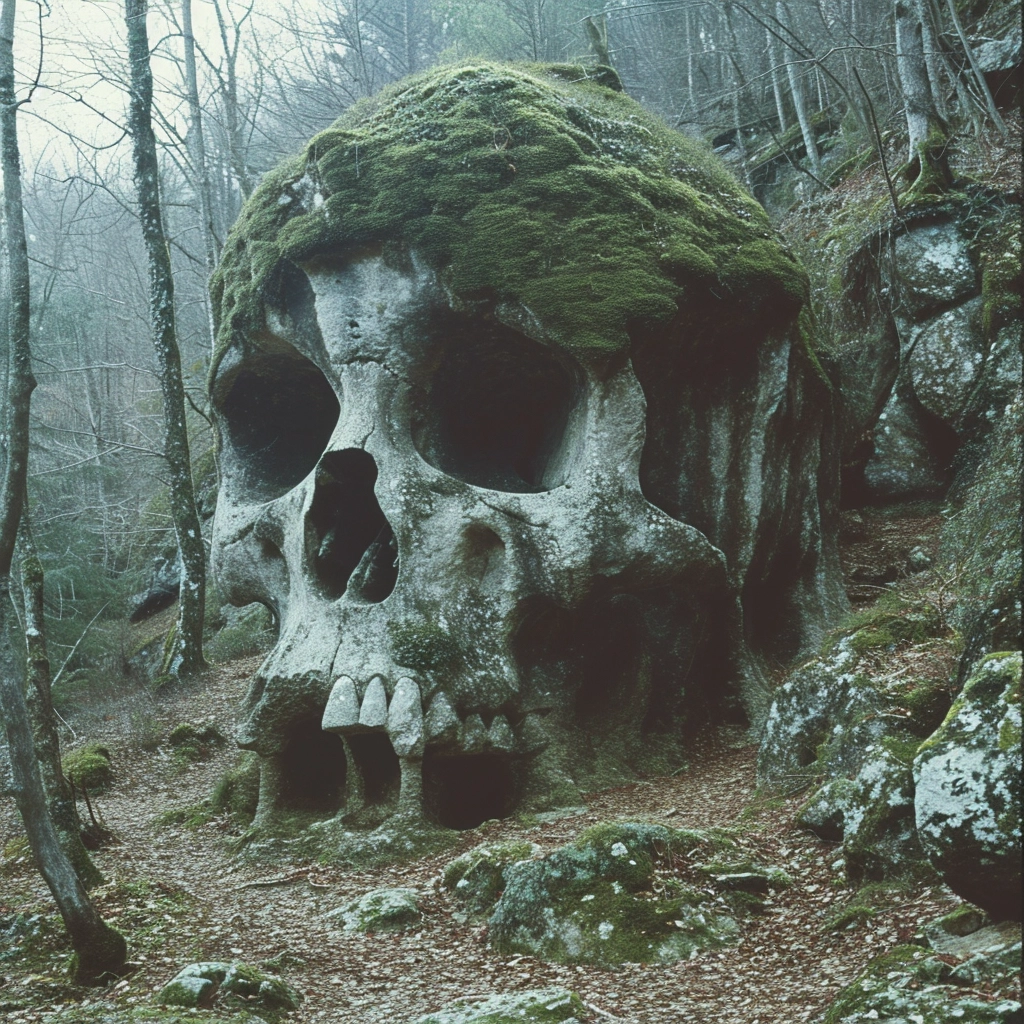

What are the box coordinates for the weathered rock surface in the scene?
[821,942,1022,1023]
[209,60,844,845]
[914,651,1022,918]
[836,202,1021,504]
[443,840,540,915]
[325,887,422,933]
[760,601,956,880]
[155,961,302,1012]
[488,823,741,966]
[413,987,586,1024]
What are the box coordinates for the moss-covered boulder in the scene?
[414,987,586,1023]
[155,961,302,1013]
[761,601,955,879]
[914,651,1022,919]
[443,840,540,915]
[822,943,1022,1023]
[325,887,421,933]
[61,743,114,792]
[488,823,740,966]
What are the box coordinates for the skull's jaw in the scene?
[237,578,741,844]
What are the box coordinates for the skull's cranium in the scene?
[210,63,841,836]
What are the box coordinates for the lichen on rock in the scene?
[442,840,540,915]
[913,650,1022,918]
[822,942,1022,1023]
[325,886,422,933]
[155,960,302,1014]
[414,987,586,1024]
[487,822,740,966]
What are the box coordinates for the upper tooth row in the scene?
[321,675,528,756]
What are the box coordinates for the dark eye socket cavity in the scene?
[213,348,340,501]
[414,327,581,493]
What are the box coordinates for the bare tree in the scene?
[124,0,207,679]
[0,0,127,983]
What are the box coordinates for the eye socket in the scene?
[414,326,580,493]
[214,348,340,501]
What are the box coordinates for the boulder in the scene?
[414,988,586,1024]
[325,887,421,933]
[488,823,740,966]
[907,297,986,426]
[822,943,1021,1023]
[914,651,1022,919]
[863,387,949,498]
[890,222,977,318]
[442,840,540,915]
[155,961,302,1012]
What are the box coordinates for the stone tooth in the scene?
[424,693,459,744]
[358,675,388,729]
[388,677,425,757]
[518,712,552,753]
[322,675,359,733]
[461,713,487,754]
[487,714,515,753]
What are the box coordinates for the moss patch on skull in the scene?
[211,61,806,371]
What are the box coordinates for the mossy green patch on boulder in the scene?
[822,942,1022,1023]
[61,743,113,792]
[156,960,302,1014]
[443,840,540,915]
[488,822,740,966]
[914,651,1022,919]
[414,987,586,1024]
[325,887,421,933]
[211,61,806,373]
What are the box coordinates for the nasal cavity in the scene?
[307,448,398,602]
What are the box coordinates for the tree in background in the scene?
[0,0,126,982]
[124,0,207,679]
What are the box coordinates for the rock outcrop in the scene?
[914,651,1021,918]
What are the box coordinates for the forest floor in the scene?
[0,507,1010,1023]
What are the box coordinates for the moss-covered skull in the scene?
[210,63,840,839]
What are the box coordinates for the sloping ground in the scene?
[2,647,1006,1024]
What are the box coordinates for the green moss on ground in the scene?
[212,61,806,373]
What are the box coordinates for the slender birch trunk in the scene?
[778,2,820,171]
[124,0,207,679]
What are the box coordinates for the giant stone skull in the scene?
[210,63,843,840]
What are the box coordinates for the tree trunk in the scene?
[894,0,951,190]
[18,516,104,889]
[768,28,788,132]
[124,0,207,679]
[182,0,218,350]
[778,2,821,172]
[1,0,126,983]
[0,635,127,983]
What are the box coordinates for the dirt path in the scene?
[1,653,964,1023]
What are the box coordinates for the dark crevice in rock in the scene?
[308,448,398,602]
[278,716,347,814]
[424,752,517,830]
